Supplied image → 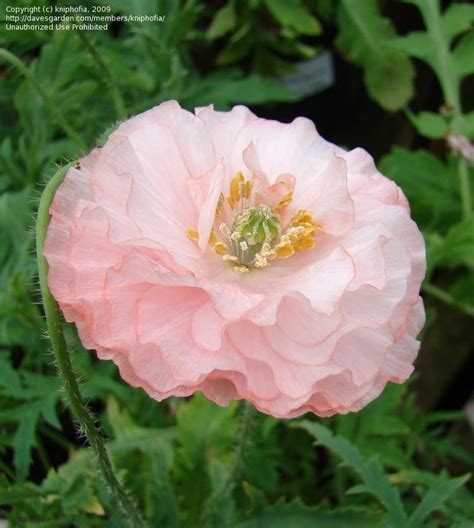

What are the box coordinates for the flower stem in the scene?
[457,157,472,219]
[76,30,127,121]
[199,401,256,527]
[36,164,146,528]
[0,49,86,150]
[423,282,474,318]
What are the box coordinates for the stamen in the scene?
[234,264,249,273]
[229,171,244,203]
[220,223,231,237]
[186,229,199,241]
[243,179,253,199]
[273,241,295,259]
[227,196,236,209]
[274,191,293,211]
[291,209,313,226]
[213,242,228,256]
[208,231,229,256]
[254,253,270,268]
[186,176,321,272]
[215,193,224,218]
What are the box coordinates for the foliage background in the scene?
[0,0,473,526]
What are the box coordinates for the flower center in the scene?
[187,171,321,272]
[231,205,280,266]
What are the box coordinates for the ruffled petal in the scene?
[45,101,426,419]
[299,154,354,236]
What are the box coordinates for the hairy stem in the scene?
[199,401,256,527]
[76,30,127,121]
[36,164,146,528]
[0,49,86,149]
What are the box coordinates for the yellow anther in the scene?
[215,193,224,218]
[227,195,236,209]
[186,229,199,241]
[213,242,228,256]
[291,209,313,226]
[208,231,229,255]
[274,191,293,211]
[243,179,253,199]
[294,237,315,251]
[209,232,218,245]
[229,171,245,203]
[273,242,295,259]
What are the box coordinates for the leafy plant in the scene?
[378,0,474,318]
[206,0,322,75]
[335,0,414,111]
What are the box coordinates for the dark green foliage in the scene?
[206,0,321,75]
[1,0,473,526]
[336,0,414,111]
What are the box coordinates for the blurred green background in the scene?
[0,0,473,526]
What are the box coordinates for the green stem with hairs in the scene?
[0,49,86,150]
[76,30,127,121]
[199,401,256,527]
[36,164,146,528]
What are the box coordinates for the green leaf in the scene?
[407,474,470,527]
[379,147,459,231]
[207,3,237,39]
[264,0,322,36]
[393,31,435,67]
[394,0,472,99]
[176,394,237,469]
[453,111,474,140]
[208,458,237,527]
[0,371,61,481]
[298,422,407,526]
[390,469,474,525]
[433,216,474,270]
[453,31,474,79]
[216,23,253,65]
[0,352,22,397]
[0,477,49,506]
[174,394,237,525]
[336,0,414,111]
[60,472,104,516]
[233,500,385,528]
[449,273,474,305]
[407,110,448,139]
[183,73,298,109]
[12,412,36,482]
[104,398,179,526]
[441,3,474,44]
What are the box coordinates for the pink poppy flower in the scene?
[44,101,426,418]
